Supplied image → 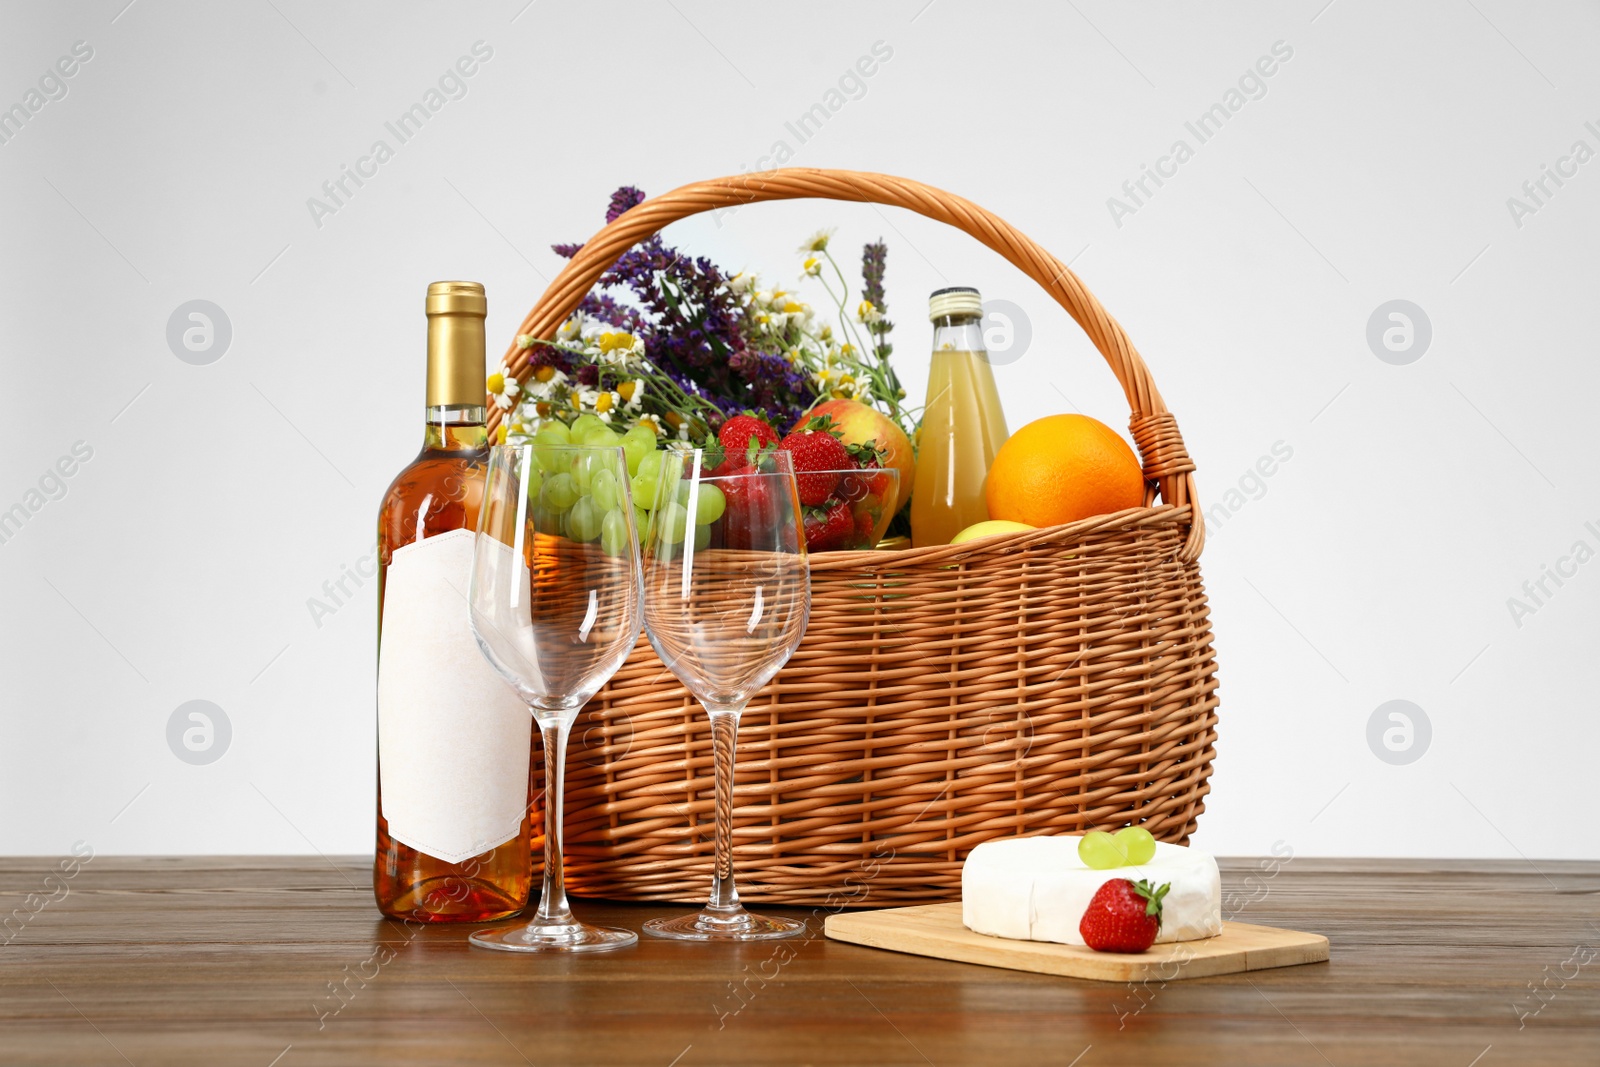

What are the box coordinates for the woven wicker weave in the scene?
[488,169,1219,905]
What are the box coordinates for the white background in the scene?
[1,0,1594,862]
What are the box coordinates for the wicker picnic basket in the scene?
[487,168,1219,906]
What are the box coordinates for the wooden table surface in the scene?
[2,857,1596,1066]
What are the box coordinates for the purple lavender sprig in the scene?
[547,187,819,430]
[606,186,646,223]
[862,239,895,365]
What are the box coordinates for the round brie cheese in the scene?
[961,836,1222,945]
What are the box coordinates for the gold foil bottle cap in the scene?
[425,280,488,407]
[426,280,487,316]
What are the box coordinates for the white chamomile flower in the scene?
[801,256,822,277]
[557,316,583,343]
[634,414,664,437]
[857,300,884,326]
[594,330,642,367]
[486,365,521,410]
[525,367,567,400]
[727,272,758,294]
[798,228,834,254]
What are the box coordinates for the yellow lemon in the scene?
[950,520,1035,545]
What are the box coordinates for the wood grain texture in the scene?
[825,904,1329,981]
[1,857,1596,1066]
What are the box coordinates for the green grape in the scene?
[630,451,665,510]
[691,483,726,525]
[534,421,571,445]
[599,508,630,556]
[630,471,659,510]
[1114,826,1156,866]
[570,414,607,439]
[515,467,544,500]
[591,468,621,512]
[542,472,579,511]
[1077,830,1126,870]
[574,452,603,492]
[693,521,712,550]
[534,423,573,472]
[530,503,564,537]
[634,506,651,541]
[621,427,656,475]
[657,501,689,545]
[566,496,603,542]
[578,423,619,448]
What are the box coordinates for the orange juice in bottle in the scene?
[910,287,1009,547]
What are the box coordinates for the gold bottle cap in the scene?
[425,280,488,407]
[426,280,487,316]
[929,286,982,321]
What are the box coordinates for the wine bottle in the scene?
[910,287,1010,547]
[373,281,533,923]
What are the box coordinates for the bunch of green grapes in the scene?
[525,416,724,554]
[1077,827,1157,870]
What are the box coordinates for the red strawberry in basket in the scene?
[838,439,890,503]
[803,499,854,552]
[852,507,878,548]
[720,464,775,549]
[779,417,849,506]
[1079,879,1170,954]
[718,412,780,471]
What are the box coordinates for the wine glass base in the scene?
[469,920,638,953]
[643,908,806,942]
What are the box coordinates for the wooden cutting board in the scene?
[825,902,1329,983]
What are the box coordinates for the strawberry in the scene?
[803,499,854,552]
[1079,878,1170,954]
[852,508,878,548]
[719,465,775,549]
[779,417,849,505]
[838,440,892,503]
[844,439,887,468]
[717,413,780,471]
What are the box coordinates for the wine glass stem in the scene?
[706,705,744,913]
[534,714,575,926]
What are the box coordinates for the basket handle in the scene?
[490,167,1204,560]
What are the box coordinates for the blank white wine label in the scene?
[378,528,530,864]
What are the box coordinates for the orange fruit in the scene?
[984,415,1145,527]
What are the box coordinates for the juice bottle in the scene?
[910,287,1010,547]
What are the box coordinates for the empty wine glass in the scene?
[640,449,810,941]
[467,442,643,952]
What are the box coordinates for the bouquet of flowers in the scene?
[492,186,908,440]
[489,185,915,545]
